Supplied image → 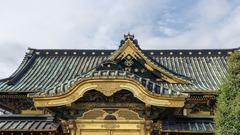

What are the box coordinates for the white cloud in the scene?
[0,42,26,78]
[0,0,240,78]
[137,0,240,49]
[195,0,231,24]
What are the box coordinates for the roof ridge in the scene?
[26,47,238,52]
[16,48,236,58]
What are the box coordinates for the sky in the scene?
[0,0,240,78]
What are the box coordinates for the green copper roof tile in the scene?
[0,48,236,93]
[0,115,59,131]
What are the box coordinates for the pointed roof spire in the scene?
[120,32,139,48]
[124,32,134,40]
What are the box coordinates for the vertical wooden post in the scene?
[71,129,76,135]
[68,119,77,135]
[145,104,152,135]
[76,125,81,135]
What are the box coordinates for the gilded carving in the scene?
[115,41,141,60]
[74,108,146,135]
[114,109,144,120]
[78,108,144,121]
[96,82,121,96]
[124,59,134,66]
[79,109,106,120]
[110,37,190,84]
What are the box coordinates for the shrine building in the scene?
[0,33,237,135]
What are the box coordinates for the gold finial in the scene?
[124,32,134,40]
[127,32,131,38]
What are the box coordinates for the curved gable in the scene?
[109,33,191,84]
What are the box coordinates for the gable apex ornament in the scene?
[110,33,191,84]
[124,32,134,40]
[120,32,139,48]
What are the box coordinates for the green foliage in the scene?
[215,51,240,135]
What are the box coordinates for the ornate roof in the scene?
[161,117,214,133]
[109,33,190,84]
[0,34,236,95]
[0,115,59,131]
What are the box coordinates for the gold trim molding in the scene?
[32,77,186,108]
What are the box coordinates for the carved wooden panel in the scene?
[79,108,144,121]
[81,109,105,119]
